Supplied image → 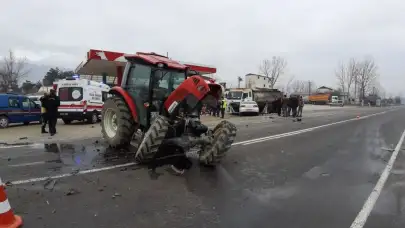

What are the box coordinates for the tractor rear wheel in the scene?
[101,97,137,148]
[135,115,169,164]
[199,120,237,166]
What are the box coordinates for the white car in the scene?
[28,95,42,106]
[239,101,259,116]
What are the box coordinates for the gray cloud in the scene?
[1,0,404,94]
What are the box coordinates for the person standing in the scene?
[290,95,298,117]
[298,96,304,117]
[40,93,49,133]
[46,89,60,136]
[282,95,288,117]
[220,97,227,118]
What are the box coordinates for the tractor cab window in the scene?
[152,69,186,99]
[126,64,152,100]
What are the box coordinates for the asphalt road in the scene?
[1,106,405,228]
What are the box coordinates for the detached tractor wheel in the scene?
[135,115,169,164]
[200,120,237,165]
[101,97,137,148]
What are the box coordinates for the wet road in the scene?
[1,106,405,228]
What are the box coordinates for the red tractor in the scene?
[100,52,236,171]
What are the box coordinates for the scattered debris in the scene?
[98,188,104,192]
[46,200,50,205]
[7,158,11,161]
[66,188,80,196]
[381,147,395,152]
[52,209,56,214]
[5,181,12,186]
[112,193,121,198]
[120,168,127,171]
[44,179,58,191]
[19,137,28,140]
[321,173,330,177]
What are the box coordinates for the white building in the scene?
[245,73,271,89]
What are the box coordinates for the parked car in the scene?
[0,93,42,128]
[239,101,260,116]
[28,95,42,106]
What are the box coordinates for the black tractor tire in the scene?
[101,97,137,148]
[62,119,72,124]
[199,121,237,165]
[135,115,169,164]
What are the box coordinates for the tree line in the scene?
[0,50,74,94]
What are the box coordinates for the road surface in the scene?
[1,106,404,228]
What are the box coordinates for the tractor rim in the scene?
[104,109,118,138]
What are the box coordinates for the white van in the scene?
[55,78,111,124]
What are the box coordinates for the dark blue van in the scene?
[0,93,42,128]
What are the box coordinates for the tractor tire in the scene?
[212,120,237,142]
[101,97,137,148]
[135,115,169,164]
[199,121,237,165]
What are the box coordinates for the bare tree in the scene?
[335,61,347,93]
[357,57,378,100]
[346,58,358,100]
[291,80,307,93]
[284,75,295,94]
[259,56,287,89]
[0,50,30,92]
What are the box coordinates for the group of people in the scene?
[203,97,227,118]
[273,95,304,118]
[39,89,60,136]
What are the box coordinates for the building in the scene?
[245,73,271,89]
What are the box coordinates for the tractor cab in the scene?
[120,52,189,128]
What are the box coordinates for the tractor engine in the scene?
[135,75,237,173]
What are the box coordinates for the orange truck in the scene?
[309,93,340,105]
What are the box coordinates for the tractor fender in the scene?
[109,86,138,122]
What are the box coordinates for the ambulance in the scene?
[54,77,111,124]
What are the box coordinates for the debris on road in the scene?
[66,188,80,196]
[44,179,58,191]
[112,192,121,198]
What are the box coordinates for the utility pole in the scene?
[308,81,311,96]
[237,76,243,88]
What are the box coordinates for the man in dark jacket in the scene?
[289,95,299,117]
[40,93,49,133]
[282,95,288,117]
[45,89,60,136]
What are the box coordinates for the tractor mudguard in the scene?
[109,86,138,122]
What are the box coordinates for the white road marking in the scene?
[10,162,137,185]
[233,110,390,146]
[350,129,405,228]
[9,161,46,167]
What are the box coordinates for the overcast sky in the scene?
[1,0,404,95]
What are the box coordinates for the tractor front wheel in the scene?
[101,97,137,148]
